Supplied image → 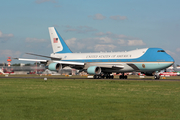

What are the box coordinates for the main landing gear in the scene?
[119,73,128,79]
[93,73,114,79]
[93,73,128,79]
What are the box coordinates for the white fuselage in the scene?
[50,48,148,61]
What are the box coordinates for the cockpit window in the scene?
[157,50,165,52]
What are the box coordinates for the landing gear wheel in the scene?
[108,75,114,79]
[154,75,160,80]
[93,75,105,79]
[93,75,97,79]
[104,73,114,79]
[119,75,128,79]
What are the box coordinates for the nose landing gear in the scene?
[154,75,160,79]
[154,72,160,80]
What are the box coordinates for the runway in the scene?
[1,75,180,81]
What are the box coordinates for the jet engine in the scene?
[87,66,101,75]
[48,63,62,71]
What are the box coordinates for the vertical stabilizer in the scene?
[48,27,72,53]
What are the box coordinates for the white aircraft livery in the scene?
[16,27,174,79]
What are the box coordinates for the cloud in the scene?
[94,44,116,51]
[94,32,145,46]
[63,30,146,53]
[0,49,21,58]
[0,31,13,37]
[89,14,106,20]
[35,0,57,4]
[98,37,113,43]
[65,37,146,53]
[117,34,127,38]
[166,50,180,63]
[65,38,86,50]
[95,32,105,36]
[127,40,146,46]
[0,31,14,42]
[117,39,146,46]
[176,48,180,52]
[94,31,127,39]
[25,38,47,42]
[76,43,85,50]
[65,26,97,33]
[65,38,77,46]
[118,39,126,45]
[166,50,176,56]
[110,15,127,20]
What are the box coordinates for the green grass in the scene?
[0,78,180,120]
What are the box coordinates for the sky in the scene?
[0,0,180,64]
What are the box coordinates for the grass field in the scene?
[0,78,180,120]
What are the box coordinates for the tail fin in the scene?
[48,27,72,53]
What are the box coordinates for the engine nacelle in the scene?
[48,63,62,71]
[87,66,101,75]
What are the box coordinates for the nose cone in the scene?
[165,50,174,62]
[166,54,175,67]
[168,55,175,62]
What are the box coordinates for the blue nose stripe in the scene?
[138,48,175,62]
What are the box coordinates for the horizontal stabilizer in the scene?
[26,53,61,60]
[13,58,47,62]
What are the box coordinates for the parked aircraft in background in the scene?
[159,64,180,77]
[0,68,5,75]
[159,72,180,76]
[15,27,174,79]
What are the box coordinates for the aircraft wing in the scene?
[26,53,61,60]
[14,58,84,66]
[14,58,125,70]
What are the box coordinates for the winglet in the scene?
[48,27,72,54]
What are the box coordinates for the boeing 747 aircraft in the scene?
[15,27,174,79]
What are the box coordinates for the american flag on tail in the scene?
[53,38,58,43]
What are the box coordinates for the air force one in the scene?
[15,27,174,79]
